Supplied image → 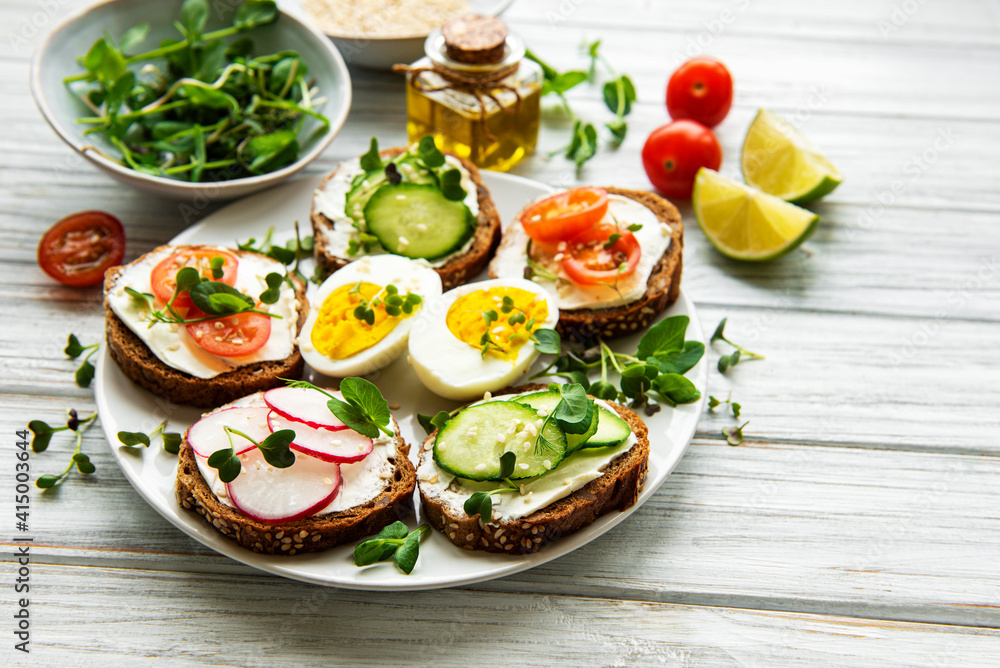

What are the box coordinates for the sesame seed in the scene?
[214,321,224,329]
[535,419,543,429]
[519,483,526,494]
[449,531,456,539]
[415,223,427,233]
[438,442,447,451]
[389,403,400,409]
[466,533,474,542]
[474,463,487,471]
[323,477,332,485]
[519,463,529,470]
[543,459,552,469]
[522,442,531,452]
[448,523,459,529]
[483,391,492,400]
[553,253,564,261]
[496,434,506,444]
[429,474,439,484]
[563,478,572,485]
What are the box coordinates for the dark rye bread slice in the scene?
[103,245,308,408]
[491,187,684,342]
[418,383,649,555]
[311,147,502,290]
[176,400,416,555]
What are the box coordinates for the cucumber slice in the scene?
[514,390,598,454]
[434,401,567,481]
[583,407,632,448]
[364,183,474,261]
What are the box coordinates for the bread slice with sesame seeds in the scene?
[176,393,416,556]
[490,187,684,342]
[311,147,502,291]
[103,244,308,409]
[417,384,649,555]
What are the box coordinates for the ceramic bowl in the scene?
[305,0,515,70]
[30,0,352,201]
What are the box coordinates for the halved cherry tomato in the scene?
[562,222,642,286]
[519,187,609,243]
[186,311,271,357]
[151,249,239,312]
[37,211,125,287]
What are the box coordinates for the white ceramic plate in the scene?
[94,171,707,590]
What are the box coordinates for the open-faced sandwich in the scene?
[489,186,683,341]
[417,383,648,554]
[176,382,416,555]
[311,136,502,290]
[104,245,307,408]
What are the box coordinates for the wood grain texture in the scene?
[9,564,1000,668]
[2,0,999,663]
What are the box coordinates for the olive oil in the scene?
[405,76,541,172]
[402,17,542,172]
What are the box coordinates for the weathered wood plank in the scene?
[5,563,1000,667]
[6,414,1000,627]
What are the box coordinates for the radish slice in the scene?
[226,448,341,523]
[267,412,374,464]
[263,386,348,432]
[188,407,270,458]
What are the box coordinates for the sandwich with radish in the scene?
[176,378,415,555]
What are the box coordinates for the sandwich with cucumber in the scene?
[417,383,648,554]
[311,136,502,290]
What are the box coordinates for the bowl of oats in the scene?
[302,0,514,70]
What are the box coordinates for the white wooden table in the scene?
[3,0,999,665]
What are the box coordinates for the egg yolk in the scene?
[311,282,410,360]
[446,287,548,362]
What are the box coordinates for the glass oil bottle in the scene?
[401,15,542,172]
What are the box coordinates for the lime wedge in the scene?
[693,168,819,261]
[741,109,842,203]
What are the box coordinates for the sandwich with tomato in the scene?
[103,245,307,407]
[489,187,683,341]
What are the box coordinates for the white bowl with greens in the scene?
[31,0,351,201]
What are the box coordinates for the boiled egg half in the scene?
[407,278,559,400]
[300,255,442,377]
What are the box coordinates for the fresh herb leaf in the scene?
[708,395,722,410]
[647,341,705,375]
[552,383,594,435]
[189,282,254,315]
[353,522,428,574]
[28,420,58,453]
[117,430,150,447]
[359,136,382,171]
[651,373,701,405]
[731,402,742,419]
[257,429,296,468]
[64,334,85,358]
[208,447,242,483]
[589,380,618,401]
[75,360,95,388]
[637,315,689,360]
[533,328,561,354]
[417,410,451,436]
[723,422,749,446]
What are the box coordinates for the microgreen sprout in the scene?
[350,282,422,326]
[712,318,765,374]
[30,409,100,489]
[64,334,99,388]
[464,451,520,519]
[353,521,430,574]
[206,425,296,483]
[117,419,183,454]
[723,421,750,446]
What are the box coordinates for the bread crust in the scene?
[103,245,308,408]
[311,147,502,290]
[491,187,684,342]
[177,409,416,556]
[418,383,649,554]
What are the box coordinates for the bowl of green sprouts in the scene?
[31,0,351,201]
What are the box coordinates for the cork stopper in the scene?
[441,14,508,65]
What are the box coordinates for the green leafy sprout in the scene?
[711,318,765,374]
[353,521,429,574]
[65,334,99,388]
[117,419,183,454]
[65,0,330,182]
[30,409,100,489]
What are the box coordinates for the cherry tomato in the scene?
[562,222,642,286]
[151,249,239,312]
[666,57,734,128]
[186,311,271,357]
[37,211,125,287]
[519,187,609,243]
[642,120,722,200]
